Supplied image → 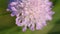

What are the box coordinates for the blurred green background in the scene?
[0,0,60,34]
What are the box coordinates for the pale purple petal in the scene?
[22,26,27,32]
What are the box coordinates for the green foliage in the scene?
[0,0,60,34]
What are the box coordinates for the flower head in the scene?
[7,0,55,31]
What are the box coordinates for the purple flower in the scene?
[7,0,55,32]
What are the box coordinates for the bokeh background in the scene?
[0,0,60,34]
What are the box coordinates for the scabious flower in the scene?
[7,0,55,32]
